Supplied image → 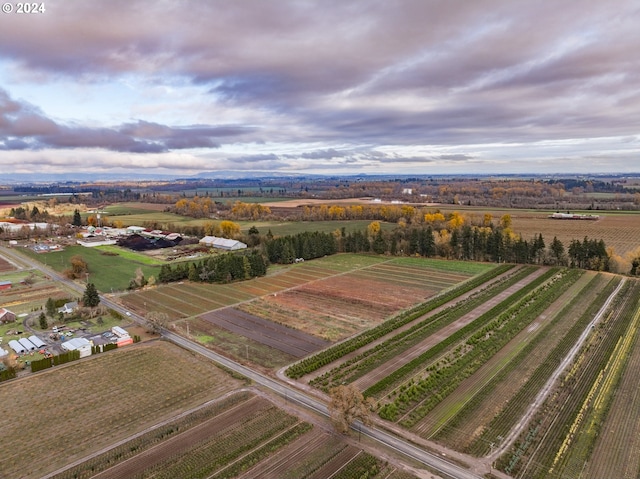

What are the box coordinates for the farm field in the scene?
[0,269,72,314]
[200,308,330,358]
[0,342,245,479]
[20,245,159,292]
[285,260,640,477]
[498,278,640,478]
[509,211,640,256]
[121,255,485,369]
[0,254,15,272]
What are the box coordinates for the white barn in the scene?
[199,236,247,251]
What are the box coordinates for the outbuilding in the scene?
[0,346,8,358]
[29,335,46,349]
[0,308,16,324]
[61,337,92,358]
[8,339,25,354]
[19,337,36,351]
[199,236,247,251]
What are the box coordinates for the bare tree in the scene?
[328,384,376,434]
[146,311,169,334]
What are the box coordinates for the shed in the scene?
[0,346,8,358]
[8,339,25,354]
[29,335,46,349]
[61,337,92,358]
[19,337,36,351]
[0,280,12,291]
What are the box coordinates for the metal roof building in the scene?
[8,339,25,354]
[199,236,247,251]
[29,335,46,349]
[18,337,36,351]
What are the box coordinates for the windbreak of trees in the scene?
[265,231,338,264]
[157,250,268,284]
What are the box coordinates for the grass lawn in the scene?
[20,246,160,293]
[95,245,166,265]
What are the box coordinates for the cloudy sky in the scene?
[1,0,639,178]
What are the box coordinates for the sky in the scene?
[0,0,639,178]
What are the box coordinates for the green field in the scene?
[20,246,159,292]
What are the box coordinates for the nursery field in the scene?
[121,254,481,330]
[285,261,640,477]
[0,342,245,479]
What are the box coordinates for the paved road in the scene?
[0,245,482,479]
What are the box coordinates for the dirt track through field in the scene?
[351,267,549,392]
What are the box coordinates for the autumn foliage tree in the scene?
[328,384,376,434]
[64,255,88,279]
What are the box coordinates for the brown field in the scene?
[0,342,244,479]
[509,212,640,256]
[200,307,330,357]
[0,282,70,311]
[176,317,298,368]
[0,255,16,272]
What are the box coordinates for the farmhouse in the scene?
[0,308,16,324]
[58,301,78,315]
[0,280,12,291]
[61,337,92,358]
[199,236,247,251]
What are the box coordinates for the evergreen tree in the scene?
[39,312,48,330]
[72,209,82,227]
[45,297,56,317]
[82,282,100,308]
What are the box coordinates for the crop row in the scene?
[310,266,539,390]
[503,279,638,478]
[432,271,595,444]
[367,267,561,402]
[140,407,304,479]
[542,280,640,479]
[285,264,513,378]
[375,268,578,425]
[52,391,254,479]
[469,275,621,458]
